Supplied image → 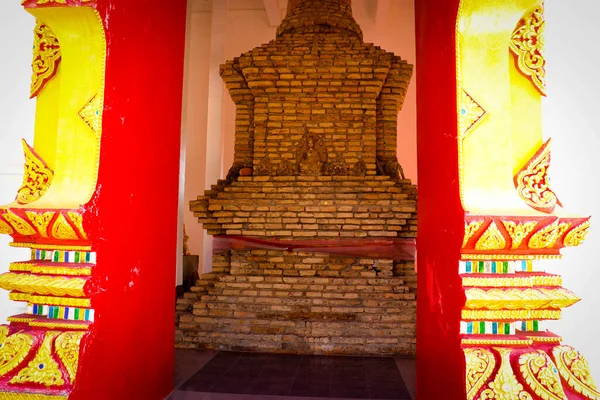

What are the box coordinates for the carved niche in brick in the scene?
[295,131,328,176]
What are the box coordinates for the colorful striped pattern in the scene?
[460,260,532,274]
[28,304,94,322]
[31,249,96,264]
[520,320,540,332]
[460,321,515,335]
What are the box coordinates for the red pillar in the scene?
[71,1,187,399]
[415,1,466,399]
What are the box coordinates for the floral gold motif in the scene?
[16,139,54,205]
[475,222,507,250]
[78,94,103,136]
[51,214,79,240]
[0,273,87,297]
[465,348,496,400]
[67,212,87,240]
[509,4,546,96]
[552,345,600,400]
[462,253,562,261]
[480,348,533,399]
[503,221,538,249]
[464,221,484,248]
[30,21,61,98]
[0,220,13,235]
[2,211,36,236]
[529,220,560,249]
[0,393,67,400]
[0,325,8,344]
[465,288,580,310]
[462,309,561,321]
[0,332,34,376]
[519,350,567,400]
[564,221,591,248]
[9,242,92,251]
[8,292,31,302]
[29,265,92,277]
[55,331,85,384]
[25,211,55,238]
[29,321,89,331]
[10,331,64,387]
[514,139,560,214]
[462,275,562,288]
[459,90,487,139]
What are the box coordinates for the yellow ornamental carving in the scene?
[465,348,496,400]
[475,222,507,250]
[16,139,54,205]
[2,212,36,236]
[519,351,567,400]
[0,326,8,344]
[30,21,61,98]
[552,346,600,400]
[509,4,546,96]
[25,211,55,238]
[514,139,560,214]
[67,212,88,240]
[463,221,483,248]
[0,332,34,376]
[465,288,580,310]
[10,331,64,387]
[480,348,533,400]
[459,90,487,139]
[55,331,85,384]
[564,221,591,247]
[0,219,13,235]
[79,94,103,136]
[0,273,87,297]
[503,221,538,249]
[462,274,562,288]
[529,220,560,249]
[51,214,79,240]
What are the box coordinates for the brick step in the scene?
[211,277,410,292]
[215,275,407,286]
[179,315,415,336]
[228,268,396,279]
[206,286,413,301]
[195,294,414,310]
[175,329,415,356]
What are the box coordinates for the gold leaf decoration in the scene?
[0,332,34,376]
[55,331,85,384]
[10,331,64,386]
[519,350,567,400]
[459,90,487,139]
[509,4,546,96]
[464,347,496,400]
[552,345,600,400]
[529,220,559,249]
[25,211,55,238]
[79,94,103,136]
[463,221,483,248]
[16,139,54,205]
[465,287,580,310]
[30,21,61,98]
[0,273,87,297]
[514,139,560,214]
[51,214,79,240]
[2,211,36,236]
[0,219,13,235]
[0,325,8,344]
[564,221,591,247]
[503,221,538,249]
[462,309,561,321]
[480,347,534,400]
[475,222,507,250]
[67,212,88,240]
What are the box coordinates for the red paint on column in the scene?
[415,1,466,399]
[71,1,187,399]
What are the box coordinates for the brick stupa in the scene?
[176,0,418,356]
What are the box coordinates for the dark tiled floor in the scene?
[169,350,414,400]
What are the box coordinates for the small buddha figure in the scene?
[296,133,327,175]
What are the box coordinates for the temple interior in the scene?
[0,0,599,399]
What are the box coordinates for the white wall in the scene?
[0,2,34,321]
[541,0,600,375]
